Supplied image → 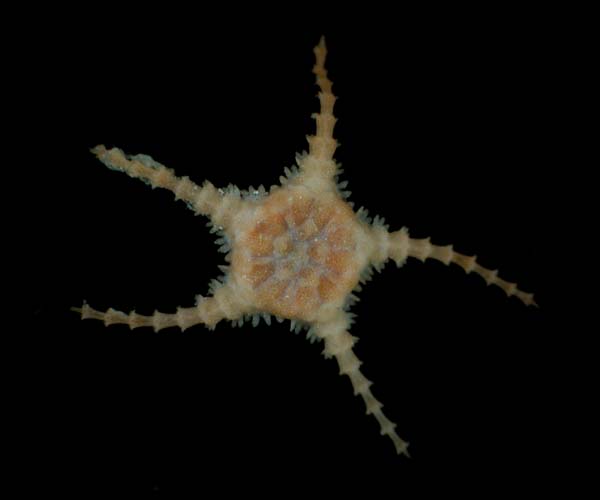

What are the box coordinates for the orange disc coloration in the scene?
[233,190,360,321]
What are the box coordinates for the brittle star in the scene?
[72,36,536,457]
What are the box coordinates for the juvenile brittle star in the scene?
[73,36,536,456]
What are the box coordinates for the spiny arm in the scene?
[370,226,537,307]
[315,316,410,456]
[91,145,242,227]
[71,283,249,331]
[297,36,340,185]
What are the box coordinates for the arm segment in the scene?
[91,145,242,227]
[72,283,248,331]
[316,317,410,456]
[376,227,537,306]
[298,37,339,183]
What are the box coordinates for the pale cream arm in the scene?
[370,226,537,307]
[71,283,249,331]
[314,315,410,456]
[91,145,242,227]
[298,37,340,185]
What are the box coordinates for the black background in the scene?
[18,5,575,496]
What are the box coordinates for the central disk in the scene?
[232,188,363,321]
